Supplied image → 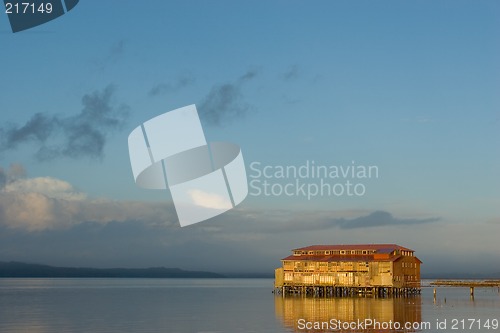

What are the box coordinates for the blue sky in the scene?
[0,1,499,276]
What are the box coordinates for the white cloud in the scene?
[4,177,87,201]
[1,192,59,230]
[188,189,232,209]
[0,175,176,231]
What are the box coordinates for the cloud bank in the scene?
[1,188,436,232]
[0,167,174,231]
[0,164,440,233]
[3,165,497,276]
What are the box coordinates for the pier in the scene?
[430,280,500,297]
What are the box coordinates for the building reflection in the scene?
[275,296,422,333]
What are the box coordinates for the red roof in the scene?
[292,244,413,252]
[282,254,404,262]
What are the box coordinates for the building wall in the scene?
[392,257,421,288]
[276,245,422,289]
[277,257,421,288]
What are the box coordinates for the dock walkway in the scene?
[430,280,500,297]
[430,280,500,287]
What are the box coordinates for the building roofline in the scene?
[292,244,414,252]
[282,254,423,263]
[282,254,407,262]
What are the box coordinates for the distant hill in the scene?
[0,261,225,278]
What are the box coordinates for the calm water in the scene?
[0,278,499,333]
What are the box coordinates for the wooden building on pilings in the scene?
[274,244,422,297]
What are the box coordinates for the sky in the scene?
[0,1,499,276]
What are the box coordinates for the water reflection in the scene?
[275,296,422,332]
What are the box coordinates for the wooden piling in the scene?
[276,284,421,299]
